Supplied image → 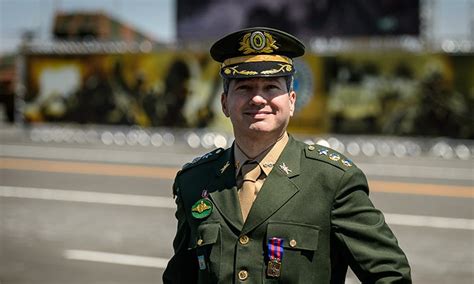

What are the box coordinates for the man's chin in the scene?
[248,122,271,132]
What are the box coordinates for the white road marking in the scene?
[1,186,473,230]
[2,144,473,181]
[0,144,191,166]
[0,186,175,208]
[358,163,473,181]
[63,250,169,268]
[384,213,474,230]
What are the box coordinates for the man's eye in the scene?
[236,85,251,90]
[267,85,281,90]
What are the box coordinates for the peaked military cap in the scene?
[210,27,305,79]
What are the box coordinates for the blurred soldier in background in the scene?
[161,59,191,127]
[163,27,411,283]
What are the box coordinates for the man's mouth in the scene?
[245,111,272,119]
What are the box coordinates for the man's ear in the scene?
[289,91,296,117]
[221,92,230,117]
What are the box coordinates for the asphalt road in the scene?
[1,125,473,284]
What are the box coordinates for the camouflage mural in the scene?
[24,52,224,128]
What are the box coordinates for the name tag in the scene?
[197,255,206,270]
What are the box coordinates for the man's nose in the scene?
[250,89,267,105]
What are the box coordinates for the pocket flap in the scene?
[189,222,220,249]
[267,222,319,251]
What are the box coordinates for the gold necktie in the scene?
[239,161,261,221]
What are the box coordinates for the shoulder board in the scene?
[179,148,225,174]
[303,144,355,171]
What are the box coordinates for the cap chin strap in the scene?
[222,55,292,68]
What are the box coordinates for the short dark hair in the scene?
[223,76,294,94]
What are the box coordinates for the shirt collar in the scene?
[234,132,289,177]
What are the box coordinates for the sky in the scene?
[433,0,472,39]
[0,0,472,55]
[0,0,175,54]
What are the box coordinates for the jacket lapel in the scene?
[242,137,301,234]
[208,146,244,231]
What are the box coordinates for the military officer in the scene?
[163,27,411,283]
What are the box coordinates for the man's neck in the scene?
[235,131,287,159]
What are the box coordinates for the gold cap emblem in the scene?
[239,31,278,54]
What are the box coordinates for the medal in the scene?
[267,237,284,278]
[267,258,282,277]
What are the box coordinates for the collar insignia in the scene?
[263,162,274,168]
[279,163,292,175]
[220,161,230,174]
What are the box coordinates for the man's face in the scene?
[221,77,296,137]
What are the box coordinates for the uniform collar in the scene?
[234,132,289,177]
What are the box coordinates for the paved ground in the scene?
[0,125,473,283]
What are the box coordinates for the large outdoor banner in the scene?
[23,50,473,138]
[177,0,420,41]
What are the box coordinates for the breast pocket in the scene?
[265,222,319,283]
[188,222,221,283]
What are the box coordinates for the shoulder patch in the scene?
[304,144,355,171]
[179,148,225,173]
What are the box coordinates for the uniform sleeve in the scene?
[162,178,198,284]
[331,168,412,284]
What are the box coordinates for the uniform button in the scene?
[238,270,248,281]
[308,145,315,151]
[289,239,297,247]
[239,235,249,245]
[197,239,203,246]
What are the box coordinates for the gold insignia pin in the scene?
[192,201,210,214]
[263,162,274,168]
[279,163,292,175]
[220,161,230,174]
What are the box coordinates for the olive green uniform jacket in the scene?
[163,136,411,283]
